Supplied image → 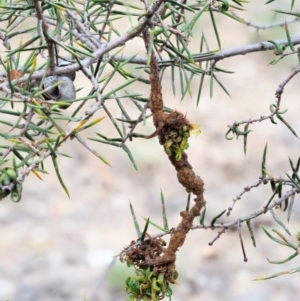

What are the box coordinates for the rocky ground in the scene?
[0,2,300,301]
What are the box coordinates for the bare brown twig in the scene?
[231,65,300,130]
[120,181,299,258]
[120,102,150,147]
[232,12,300,30]
[65,8,100,49]
[121,26,206,283]
[33,0,56,70]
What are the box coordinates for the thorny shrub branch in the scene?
[231,12,300,31]
[0,0,300,297]
[120,28,205,284]
[124,49,300,277]
[1,34,300,85]
[121,61,300,262]
[227,65,300,138]
[120,179,298,255]
[109,37,300,66]
[33,0,56,70]
[0,0,167,194]
[0,0,167,86]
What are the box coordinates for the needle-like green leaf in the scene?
[160,189,169,231]
[262,143,268,177]
[140,217,150,242]
[129,201,141,239]
[210,209,226,227]
[254,266,300,281]
[284,21,295,51]
[287,194,295,222]
[209,7,221,49]
[47,141,70,198]
[122,145,138,170]
[276,113,299,138]
[246,219,256,247]
[260,225,290,246]
[199,207,206,225]
[270,209,291,236]
[266,251,298,264]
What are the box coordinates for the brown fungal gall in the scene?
[157,115,200,160]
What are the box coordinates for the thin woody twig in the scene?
[194,189,297,230]
[7,36,300,88]
[33,0,56,70]
[208,228,226,246]
[227,177,279,216]
[3,0,167,87]
[120,102,149,147]
[120,187,298,259]
[121,26,206,283]
[231,65,300,129]
[99,0,115,41]
[41,14,97,50]
[65,8,100,49]
[232,12,300,30]
[75,58,102,104]
[112,36,300,65]
[0,31,10,50]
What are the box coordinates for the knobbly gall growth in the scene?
[121,236,178,301]
[125,268,173,301]
[162,118,201,161]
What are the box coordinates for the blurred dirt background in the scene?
[0,1,300,301]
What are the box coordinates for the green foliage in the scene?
[0,0,300,300]
[255,225,300,281]
[125,268,173,301]
[163,123,200,161]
